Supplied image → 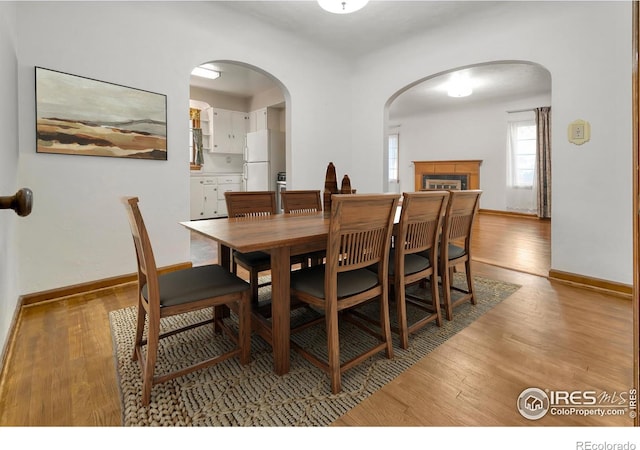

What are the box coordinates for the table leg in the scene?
[270,246,291,375]
[215,243,232,326]
[218,242,232,270]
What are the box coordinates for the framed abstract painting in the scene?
[35,67,167,160]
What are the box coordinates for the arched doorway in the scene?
[188,60,289,264]
[384,61,552,276]
[188,61,288,178]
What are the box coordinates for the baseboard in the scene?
[548,269,632,298]
[0,261,193,398]
[479,209,546,220]
[0,295,24,399]
[19,261,193,307]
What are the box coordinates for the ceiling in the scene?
[217,1,506,59]
[190,62,278,98]
[389,62,551,118]
[191,1,551,116]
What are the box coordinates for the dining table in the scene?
[181,211,330,375]
[180,205,403,376]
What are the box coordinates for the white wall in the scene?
[249,86,285,112]
[0,3,19,357]
[393,93,551,211]
[190,86,248,112]
[349,1,632,284]
[15,1,351,294]
[10,1,634,299]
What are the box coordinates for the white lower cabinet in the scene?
[190,174,243,219]
[216,174,243,217]
[190,176,218,220]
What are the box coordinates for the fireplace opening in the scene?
[422,174,468,190]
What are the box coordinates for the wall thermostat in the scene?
[568,119,590,145]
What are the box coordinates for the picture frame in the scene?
[35,67,167,160]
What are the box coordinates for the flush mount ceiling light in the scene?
[317,0,369,14]
[446,72,473,98]
[191,64,220,80]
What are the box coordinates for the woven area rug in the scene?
[109,274,520,426]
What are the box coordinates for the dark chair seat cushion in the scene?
[447,244,466,260]
[370,248,432,277]
[291,265,379,300]
[142,264,249,308]
[233,250,271,267]
[420,243,466,262]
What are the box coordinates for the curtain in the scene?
[189,108,203,166]
[535,107,552,218]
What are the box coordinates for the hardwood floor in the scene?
[0,213,633,426]
[334,263,632,426]
[472,211,551,277]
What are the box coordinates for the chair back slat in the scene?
[338,227,387,269]
[225,191,277,218]
[327,194,399,274]
[442,189,482,247]
[398,191,449,255]
[449,215,473,241]
[281,190,322,214]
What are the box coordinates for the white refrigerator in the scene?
[243,129,285,192]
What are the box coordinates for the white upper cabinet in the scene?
[200,107,212,152]
[211,108,249,154]
[249,107,282,132]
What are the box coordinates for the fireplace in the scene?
[413,160,481,191]
[423,174,467,190]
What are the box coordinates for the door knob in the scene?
[0,188,33,217]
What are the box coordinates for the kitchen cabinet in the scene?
[249,107,282,132]
[190,174,243,219]
[211,108,249,154]
[190,176,218,220]
[216,174,243,217]
[200,107,212,152]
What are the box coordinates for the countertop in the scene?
[190,171,242,177]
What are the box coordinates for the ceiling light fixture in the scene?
[317,0,369,14]
[191,64,220,80]
[446,73,473,98]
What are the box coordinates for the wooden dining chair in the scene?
[439,189,483,320]
[281,189,322,214]
[224,191,277,308]
[123,197,251,406]
[280,189,325,266]
[387,190,449,349]
[289,193,400,394]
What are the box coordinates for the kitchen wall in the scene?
[190,86,248,112]
[349,1,632,285]
[0,2,19,360]
[249,86,285,113]
[191,77,287,174]
[189,94,245,174]
[392,92,552,211]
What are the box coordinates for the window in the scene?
[388,133,399,183]
[507,120,536,188]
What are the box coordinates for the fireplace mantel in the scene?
[413,160,482,191]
